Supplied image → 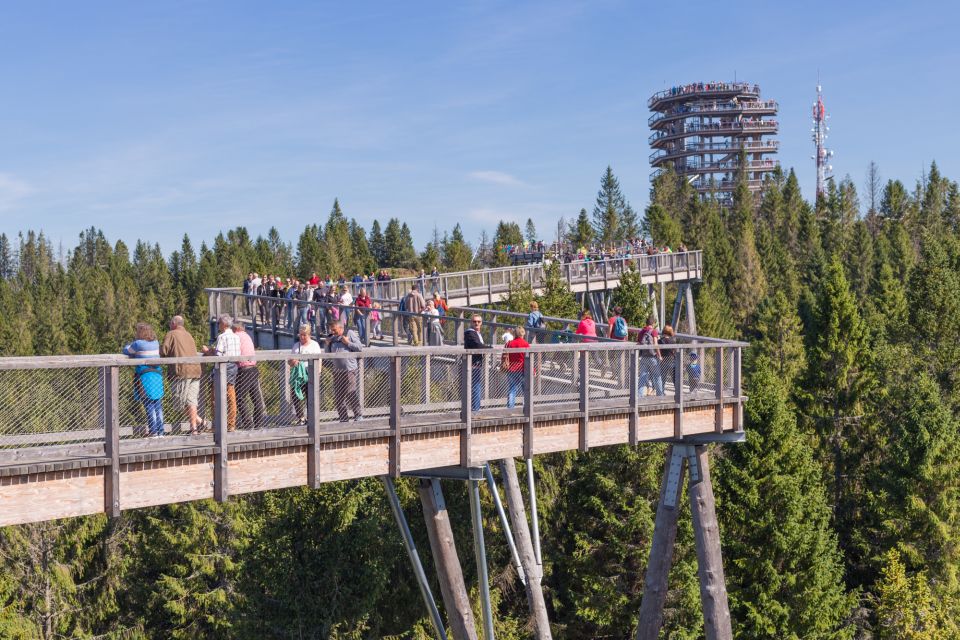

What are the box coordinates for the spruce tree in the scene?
[368,219,386,267]
[643,203,682,248]
[750,291,806,388]
[568,208,594,249]
[728,165,767,324]
[524,218,537,244]
[716,365,855,639]
[620,202,641,241]
[442,224,473,271]
[592,166,625,245]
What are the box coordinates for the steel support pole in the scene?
[484,464,526,585]
[526,458,542,566]
[382,477,446,640]
[499,459,553,639]
[469,478,496,640]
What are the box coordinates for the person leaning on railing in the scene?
[123,322,165,438]
[637,316,664,397]
[160,315,206,435]
[202,314,240,432]
[288,325,321,426]
[503,326,530,409]
[464,314,494,412]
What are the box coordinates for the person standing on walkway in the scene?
[159,315,204,434]
[354,287,372,344]
[464,314,493,412]
[339,286,354,329]
[233,321,266,429]
[425,299,443,346]
[325,320,363,422]
[405,285,427,346]
[202,314,240,432]
[289,325,321,425]
[637,316,664,396]
[123,322,165,438]
[525,301,545,343]
[504,326,530,409]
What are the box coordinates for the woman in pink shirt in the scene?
[575,309,597,342]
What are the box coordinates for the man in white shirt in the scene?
[339,286,354,329]
[202,314,241,431]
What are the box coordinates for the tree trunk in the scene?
[419,478,479,640]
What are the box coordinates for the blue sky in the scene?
[1,0,956,254]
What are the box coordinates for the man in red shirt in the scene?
[504,326,531,408]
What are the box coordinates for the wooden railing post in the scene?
[715,348,724,433]
[307,359,321,488]
[214,362,229,502]
[579,350,589,452]
[629,350,639,446]
[733,347,742,431]
[460,357,473,467]
[674,347,684,439]
[389,356,402,477]
[523,355,535,459]
[103,366,120,517]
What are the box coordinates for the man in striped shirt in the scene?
[202,314,241,431]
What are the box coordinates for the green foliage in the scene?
[568,208,594,249]
[592,166,627,245]
[716,366,855,639]
[609,268,653,327]
[874,549,959,639]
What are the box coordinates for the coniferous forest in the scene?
[1,162,959,639]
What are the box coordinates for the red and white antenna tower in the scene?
[811,83,833,196]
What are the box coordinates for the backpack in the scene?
[612,316,628,338]
[638,327,656,346]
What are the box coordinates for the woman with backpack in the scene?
[607,306,629,340]
[525,301,545,343]
[123,322,165,438]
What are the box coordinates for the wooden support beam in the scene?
[499,460,552,639]
[103,366,120,517]
[689,445,733,640]
[389,357,402,478]
[419,478,480,640]
[307,360,321,488]
[213,363,229,502]
[636,445,685,640]
[579,351,589,453]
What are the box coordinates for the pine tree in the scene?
[609,268,653,327]
[383,218,404,268]
[874,549,958,640]
[643,203,682,248]
[295,224,323,276]
[397,223,418,269]
[620,202,640,241]
[368,220,386,268]
[492,221,524,266]
[750,291,806,388]
[442,224,473,271]
[592,166,625,245]
[524,218,537,244]
[728,170,766,323]
[716,365,855,639]
[568,208,594,249]
[349,220,375,274]
[0,233,13,279]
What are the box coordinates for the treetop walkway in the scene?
[212,251,703,310]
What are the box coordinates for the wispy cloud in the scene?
[469,170,526,187]
[0,173,35,211]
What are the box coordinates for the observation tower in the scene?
[648,81,779,204]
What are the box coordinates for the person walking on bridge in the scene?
[464,314,493,412]
[160,315,204,434]
[354,287,372,344]
[525,301,545,343]
[405,285,426,346]
[637,316,664,396]
[325,320,364,422]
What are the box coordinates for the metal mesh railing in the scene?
[0,367,104,447]
[0,343,743,450]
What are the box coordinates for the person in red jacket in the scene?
[354,287,372,344]
[575,309,597,342]
[504,326,531,408]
